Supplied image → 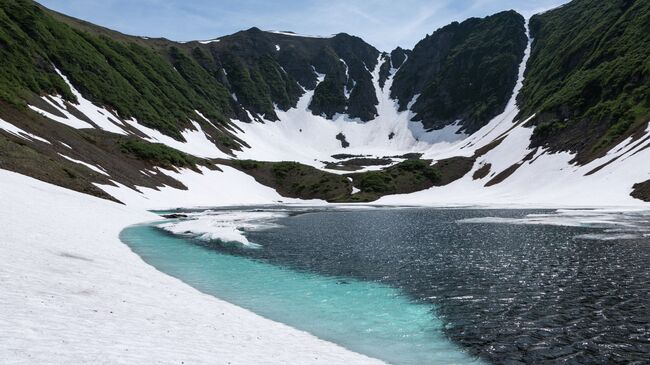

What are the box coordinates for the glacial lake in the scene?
[120,207,650,365]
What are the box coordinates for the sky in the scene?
[38,0,569,51]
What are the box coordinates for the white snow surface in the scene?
[198,38,220,44]
[0,117,50,144]
[98,165,324,210]
[0,169,384,365]
[29,68,129,134]
[266,30,334,38]
[158,210,289,248]
[230,55,444,167]
[58,153,109,176]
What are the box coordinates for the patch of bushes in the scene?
[235,159,261,170]
[272,161,303,179]
[119,139,198,169]
[396,159,441,182]
[358,171,393,193]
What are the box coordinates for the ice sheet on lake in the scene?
[457,209,650,240]
[158,210,290,248]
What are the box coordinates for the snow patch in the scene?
[121,119,230,159]
[97,165,324,210]
[266,30,334,38]
[198,38,220,44]
[28,68,129,134]
[58,153,109,176]
[0,118,50,144]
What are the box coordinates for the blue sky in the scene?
[39,0,569,50]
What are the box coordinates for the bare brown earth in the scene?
[0,102,216,203]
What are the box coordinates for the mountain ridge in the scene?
[0,0,648,206]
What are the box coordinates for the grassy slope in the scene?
[223,158,474,203]
[0,100,207,202]
[0,0,238,141]
[520,0,650,162]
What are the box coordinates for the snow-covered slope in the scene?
[0,169,383,364]
[219,22,650,207]
[4,16,645,208]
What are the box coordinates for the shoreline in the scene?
[2,166,648,363]
[0,169,384,364]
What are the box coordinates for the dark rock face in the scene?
[209,31,381,122]
[161,214,189,219]
[631,180,650,202]
[378,48,411,89]
[520,0,650,163]
[310,72,348,118]
[378,54,392,89]
[390,47,409,69]
[390,11,527,134]
[336,133,350,148]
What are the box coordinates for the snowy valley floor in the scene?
[0,169,383,365]
[1,161,649,364]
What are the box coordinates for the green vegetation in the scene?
[235,159,261,170]
[520,0,650,160]
[227,159,352,201]
[350,159,443,200]
[119,139,199,169]
[358,172,393,193]
[0,0,238,140]
[226,156,473,203]
[310,74,347,118]
[221,53,278,120]
[272,161,303,179]
[257,55,302,111]
[392,11,527,133]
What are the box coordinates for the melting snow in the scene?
[266,30,334,38]
[0,118,50,144]
[58,153,109,176]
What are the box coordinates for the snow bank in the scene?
[120,119,231,159]
[29,68,129,134]
[198,38,220,44]
[98,165,324,210]
[0,169,384,364]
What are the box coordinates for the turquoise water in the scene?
[120,223,481,365]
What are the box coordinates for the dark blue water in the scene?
[123,208,650,365]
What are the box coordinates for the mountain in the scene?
[0,0,648,206]
[391,11,528,134]
[519,0,650,163]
